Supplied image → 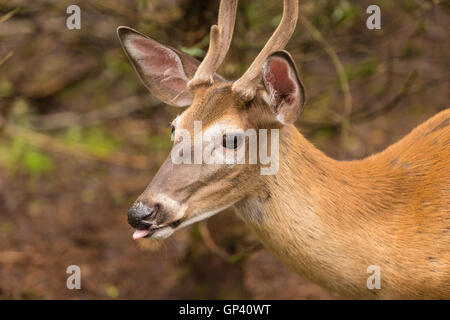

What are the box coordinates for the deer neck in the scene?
[234,124,382,298]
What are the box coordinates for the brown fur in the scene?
[235,108,450,299]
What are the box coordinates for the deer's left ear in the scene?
[261,51,306,124]
[117,27,224,107]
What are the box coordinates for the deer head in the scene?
[118,0,305,240]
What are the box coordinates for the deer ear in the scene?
[117,27,224,107]
[262,51,306,124]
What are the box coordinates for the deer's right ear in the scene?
[118,27,219,107]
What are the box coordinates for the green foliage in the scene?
[148,134,171,150]
[344,57,380,81]
[179,46,205,58]
[190,224,201,240]
[81,189,96,204]
[415,20,427,34]
[0,76,13,97]
[104,50,134,75]
[179,32,210,59]
[313,0,360,29]
[105,285,119,298]
[400,0,421,13]
[20,288,39,299]
[331,0,359,26]
[0,222,14,236]
[0,98,54,176]
[22,149,54,175]
[228,254,242,264]
[314,129,334,147]
[62,126,120,158]
[8,98,34,126]
[402,42,425,59]
[0,137,54,176]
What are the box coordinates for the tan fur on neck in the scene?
[235,109,450,299]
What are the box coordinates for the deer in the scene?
[118,0,450,299]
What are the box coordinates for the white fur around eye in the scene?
[202,122,245,165]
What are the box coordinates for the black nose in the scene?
[128,202,158,229]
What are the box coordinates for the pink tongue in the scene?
[133,229,150,240]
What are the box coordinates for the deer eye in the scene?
[222,133,243,149]
[168,122,175,139]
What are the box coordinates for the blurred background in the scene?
[0,0,448,299]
